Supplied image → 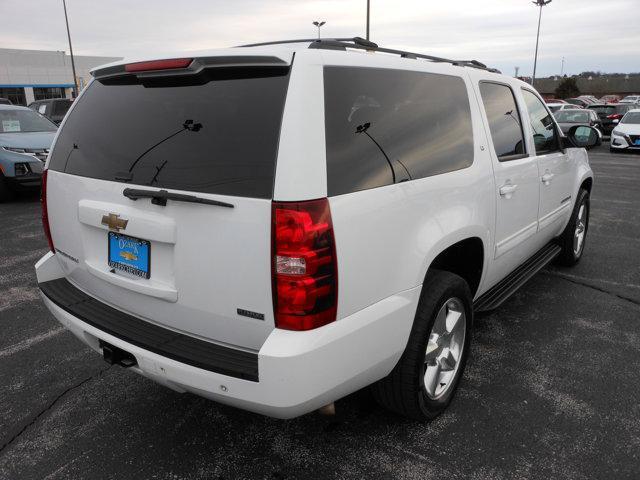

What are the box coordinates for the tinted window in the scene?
[52,100,72,116]
[479,82,525,161]
[589,105,615,115]
[49,68,290,199]
[0,109,57,133]
[522,89,560,155]
[324,67,473,196]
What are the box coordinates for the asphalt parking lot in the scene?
[1,144,639,480]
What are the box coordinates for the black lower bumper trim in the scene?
[39,278,259,381]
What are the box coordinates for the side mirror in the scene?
[565,125,600,148]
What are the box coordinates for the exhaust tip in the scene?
[318,402,336,416]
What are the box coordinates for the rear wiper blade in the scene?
[122,188,234,208]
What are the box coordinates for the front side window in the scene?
[324,67,474,196]
[479,82,526,161]
[521,89,561,155]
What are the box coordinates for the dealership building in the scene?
[0,48,121,106]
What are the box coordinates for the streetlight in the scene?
[62,0,79,98]
[366,0,370,41]
[531,0,552,88]
[312,21,326,39]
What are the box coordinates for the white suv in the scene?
[35,38,597,420]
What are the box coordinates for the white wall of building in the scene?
[0,48,121,104]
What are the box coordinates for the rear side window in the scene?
[324,67,473,196]
[479,82,526,161]
[48,68,290,199]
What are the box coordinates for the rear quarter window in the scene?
[48,68,291,199]
[324,67,474,196]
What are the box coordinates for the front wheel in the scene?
[556,188,590,266]
[372,270,472,420]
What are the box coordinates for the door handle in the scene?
[541,172,555,184]
[499,184,518,197]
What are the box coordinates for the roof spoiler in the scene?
[92,55,290,81]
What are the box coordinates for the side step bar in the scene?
[474,242,561,312]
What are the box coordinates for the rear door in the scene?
[476,81,540,269]
[520,88,573,238]
[46,56,292,350]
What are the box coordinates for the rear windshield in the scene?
[0,109,57,133]
[555,111,589,123]
[589,105,615,114]
[52,100,72,116]
[48,67,290,198]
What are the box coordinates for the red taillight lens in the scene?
[124,58,193,73]
[606,113,622,120]
[272,198,338,331]
[41,169,54,253]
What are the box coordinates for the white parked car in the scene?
[610,109,640,153]
[547,102,583,113]
[35,38,597,420]
[619,95,640,106]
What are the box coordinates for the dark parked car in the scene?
[28,98,73,125]
[554,109,603,146]
[587,103,634,135]
[0,98,12,105]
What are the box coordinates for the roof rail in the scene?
[238,37,501,74]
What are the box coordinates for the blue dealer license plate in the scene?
[108,232,150,279]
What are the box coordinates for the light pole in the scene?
[62,0,79,98]
[312,21,326,39]
[366,0,370,41]
[531,0,552,87]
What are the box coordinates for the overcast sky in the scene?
[1,0,638,77]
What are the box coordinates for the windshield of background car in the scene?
[621,112,640,124]
[555,111,589,123]
[0,109,57,133]
[48,67,291,199]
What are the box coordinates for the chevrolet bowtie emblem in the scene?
[101,213,128,232]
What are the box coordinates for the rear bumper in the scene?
[36,252,419,418]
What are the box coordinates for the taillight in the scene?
[124,58,193,73]
[41,169,54,253]
[272,198,338,331]
[606,113,622,120]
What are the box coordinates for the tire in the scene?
[371,270,472,420]
[0,173,15,202]
[556,188,590,267]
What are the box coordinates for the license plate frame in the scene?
[108,232,151,279]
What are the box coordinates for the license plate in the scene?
[108,232,150,279]
[635,139,640,146]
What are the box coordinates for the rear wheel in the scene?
[372,270,472,420]
[0,173,15,202]
[556,188,589,266]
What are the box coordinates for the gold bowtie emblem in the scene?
[101,213,128,232]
